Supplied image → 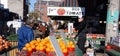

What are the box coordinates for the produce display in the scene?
[6,34,18,41]
[0,35,12,51]
[16,37,76,56]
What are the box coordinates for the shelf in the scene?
[108,43,120,52]
[0,46,17,55]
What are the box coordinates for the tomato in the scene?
[57,8,65,15]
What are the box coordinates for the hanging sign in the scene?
[47,7,83,16]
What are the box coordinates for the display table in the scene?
[0,46,17,56]
[104,43,120,56]
[6,35,18,56]
[74,46,83,56]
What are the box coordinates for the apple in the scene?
[106,45,111,50]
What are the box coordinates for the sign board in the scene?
[68,23,73,33]
[47,7,82,17]
[7,21,22,28]
[60,29,67,45]
[49,36,64,56]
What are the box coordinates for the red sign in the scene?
[57,8,65,15]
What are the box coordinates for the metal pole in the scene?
[105,0,120,45]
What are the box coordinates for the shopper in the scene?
[17,18,35,51]
[74,16,87,54]
[8,24,16,35]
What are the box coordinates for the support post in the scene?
[105,0,120,45]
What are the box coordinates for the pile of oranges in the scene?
[22,37,75,56]
[58,40,75,56]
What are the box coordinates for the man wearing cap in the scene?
[17,18,35,51]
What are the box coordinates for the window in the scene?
[40,7,44,12]
[41,1,47,5]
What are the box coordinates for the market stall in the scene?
[16,30,83,56]
[104,34,120,56]
[0,35,17,56]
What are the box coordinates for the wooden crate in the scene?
[9,41,19,56]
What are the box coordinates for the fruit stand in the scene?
[0,46,17,56]
[16,29,83,56]
[86,34,105,49]
[104,35,120,56]
[0,35,17,56]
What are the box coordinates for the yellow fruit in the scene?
[46,48,50,52]
[28,47,32,52]
[22,47,27,50]
[25,43,30,47]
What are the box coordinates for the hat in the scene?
[26,18,36,25]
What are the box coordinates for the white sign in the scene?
[47,7,83,17]
[0,0,8,8]
[7,21,22,28]
[68,23,73,33]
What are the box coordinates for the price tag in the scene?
[49,36,64,56]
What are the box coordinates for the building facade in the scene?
[34,0,79,22]
[0,0,29,21]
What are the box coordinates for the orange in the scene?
[69,41,73,45]
[31,45,35,49]
[49,45,53,49]
[30,41,34,45]
[22,47,27,50]
[46,48,50,53]
[39,46,44,50]
[36,38,41,42]
[71,44,75,48]
[25,43,30,47]
[67,44,71,48]
[51,48,55,52]
[62,48,68,53]
[28,47,32,52]
[61,45,66,49]
[36,46,40,51]
[43,46,46,49]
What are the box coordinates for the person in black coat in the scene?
[74,17,87,54]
